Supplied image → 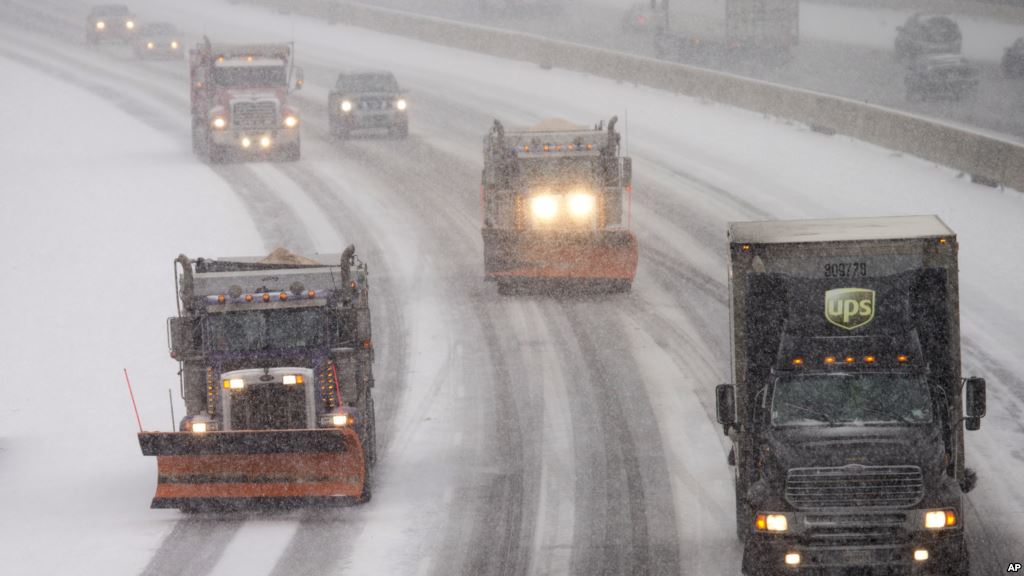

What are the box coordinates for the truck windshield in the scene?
[771,373,933,427]
[204,308,326,352]
[213,66,287,88]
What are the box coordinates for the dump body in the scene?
[480,117,637,293]
[653,0,799,62]
[189,39,303,162]
[140,248,376,509]
[719,216,984,575]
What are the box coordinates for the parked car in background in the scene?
[905,53,979,102]
[1003,37,1024,78]
[895,14,962,60]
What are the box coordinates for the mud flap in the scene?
[138,429,365,509]
[482,228,638,283]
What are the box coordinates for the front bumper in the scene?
[333,110,406,130]
[482,228,638,282]
[743,516,965,575]
[210,128,300,149]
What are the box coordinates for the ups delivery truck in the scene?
[716,216,986,575]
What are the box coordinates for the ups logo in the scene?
[825,288,875,330]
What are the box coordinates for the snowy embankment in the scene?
[0,56,261,573]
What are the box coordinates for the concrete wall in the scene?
[255,0,1024,192]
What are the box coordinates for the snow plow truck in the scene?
[138,247,376,510]
[481,117,637,293]
[190,38,304,162]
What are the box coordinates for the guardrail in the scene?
[250,0,1024,192]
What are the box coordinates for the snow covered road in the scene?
[1,0,1022,575]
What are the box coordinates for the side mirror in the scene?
[621,157,632,188]
[964,377,986,430]
[716,384,736,435]
[167,317,194,359]
[295,67,305,90]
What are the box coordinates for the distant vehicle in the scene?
[85,4,137,44]
[189,39,304,162]
[328,71,408,139]
[481,117,637,294]
[1003,37,1024,78]
[894,14,962,61]
[652,0,799,63]
[621,0,659,34]
[133,23,184,59]
[905,54,979,102]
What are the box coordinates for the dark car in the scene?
[86,4,137,44]
[133,23,183,59]
[894,14,962,60]
[905,54,979,102]
[328,71,408,139]
[1003,37,1024,78]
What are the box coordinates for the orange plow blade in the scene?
[138,429,365,509]
[483,229,638,285]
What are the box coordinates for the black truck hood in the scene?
[765,424,945,476]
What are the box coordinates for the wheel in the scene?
[278,140,300,162]
[390,123,408,139]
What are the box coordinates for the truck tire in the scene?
[389,122,408,139]
[278,140,300,162]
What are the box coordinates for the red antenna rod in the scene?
[124,368,144,433]
[331,362,343,407]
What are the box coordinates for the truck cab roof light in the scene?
[262,293,271,302]
[938,238,948,245]
[898,354,909,363]
[791,357,804,366]
[279,292,287,301]
[845,356,856,364]
[586,144,593,150]
[308,290,316,298]
[543,144,550,151]
[245,294,253,302]
[824,356,836,364]
[741,244,751,252]
[864,355,877,364]
[522,145,529,152]
[217,294,226,303]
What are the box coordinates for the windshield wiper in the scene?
[778,402,837,426]
[860,404,918,425]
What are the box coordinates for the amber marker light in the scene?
[217,294,226,303]
[791,357,804,366]
[307,290,316,298]
[245,294,253,302]
[898,354,909,363]
[864,355,877,364]
[824,356,836,365]
[845,356,856,364]
[262,293,271,302]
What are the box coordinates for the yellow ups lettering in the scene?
[825,288,876,330]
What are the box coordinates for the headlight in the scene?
[282,374,304,385]
[223,378,245,389]
[530,194,559,221]
[567,192,596,218]
[212,116,226,129]
[171,40,179,49]
[241,137,252,148]
[192,421,208,433]
[924,509,956,529]
[340,100,352,112]
[125,20,135,30]
[333,414,350,427]
[283,115,299,128]
[259,136,272,149]
[755,513,789,532]
[146,41,154,49]
[96,21,106,30]
[395,98,407,111]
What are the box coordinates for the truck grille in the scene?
[785,465,924,509]
[357,98,391,111]
[229,384,306,431]
[232,101,277,129]
[804,513,907,546]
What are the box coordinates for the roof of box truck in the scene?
[729,215,954,244]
